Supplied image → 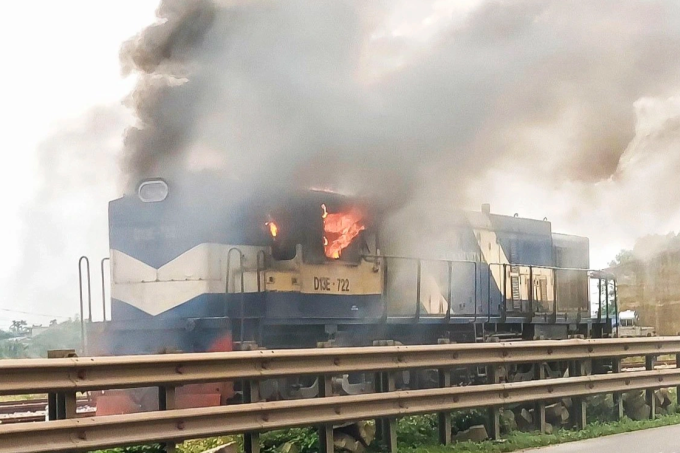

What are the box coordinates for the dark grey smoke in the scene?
[120,0,680,251]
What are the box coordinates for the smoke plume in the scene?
[120,0,680,262]
[13,106,129,322]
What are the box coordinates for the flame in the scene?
[321,204,365,259]
[266,221,278,238]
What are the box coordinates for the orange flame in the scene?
[266,221,278,238]
[321,204,365,259]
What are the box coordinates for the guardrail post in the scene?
[244,379,261,453]
[534,363,546,433]
[318,375,334,453]
[48,392,58,421]
[159,385,177,453]
[48,350,77,422]
[487,365,502,440]
[438,368,452,445]
[374,371,397,452]
[677,353,680,407]
[61,392,77,420]
[646,355,656,419]
[612,358,624,420]
[569,360,587,430]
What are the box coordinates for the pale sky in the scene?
[0,1,158,327]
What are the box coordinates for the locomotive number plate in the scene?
[313,276,351,292]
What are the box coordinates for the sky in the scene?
[0,1,158,327]
[0,0,678,328]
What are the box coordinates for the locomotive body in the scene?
[87,176,614,360]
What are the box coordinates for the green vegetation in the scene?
[608,249,635,268]
[0,319,81,359]
[90,408,680,453]
[404,413,680,452]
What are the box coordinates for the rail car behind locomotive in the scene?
[87,175,615,364]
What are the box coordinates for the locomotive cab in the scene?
[96,178,385,355]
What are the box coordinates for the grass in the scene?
[404,414,680,452]
[91,410,680,453]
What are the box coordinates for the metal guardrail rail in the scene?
[2,337,680,395]
[0,337,679,453]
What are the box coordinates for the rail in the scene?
[367,254,616,325]
[77,256,91,355]
[1,337,679,453]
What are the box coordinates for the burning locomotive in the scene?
[85,174,616,407]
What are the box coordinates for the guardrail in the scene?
[1,337,680,453]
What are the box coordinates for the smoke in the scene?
[469,94,680,266]
[119,0,680,261]
[12,106,129,322]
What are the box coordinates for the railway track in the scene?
[0,410,96,425]
[0,398,50,415]
[0,398,93,424]
[621,358,677,371]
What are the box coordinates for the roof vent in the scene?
[481,203,491,215]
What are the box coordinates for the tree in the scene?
[9,320,28,335]
[608,249,635,268]
[26,319,81,358]
[49,319,58,327]
[0,340,28,359]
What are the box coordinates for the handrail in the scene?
[364,254,613,324]
[225,247,246,347]
[488,262,617,321]
[77,256,91,355]
[364,253,617,277]
[364,254,479,321]
[100,257,109,322]
[256,250,266,293]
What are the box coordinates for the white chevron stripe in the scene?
[468,214,554,304]
[468,212,509,291]
[110,244,266,316]
[112,280,222,316]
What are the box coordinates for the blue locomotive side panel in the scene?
[108,190,270,323]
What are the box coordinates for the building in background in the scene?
[608,250,680,336]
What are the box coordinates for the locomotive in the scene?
[85,174,616,409]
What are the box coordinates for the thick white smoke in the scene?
[469,95,680,266]
[13,106,130,323]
